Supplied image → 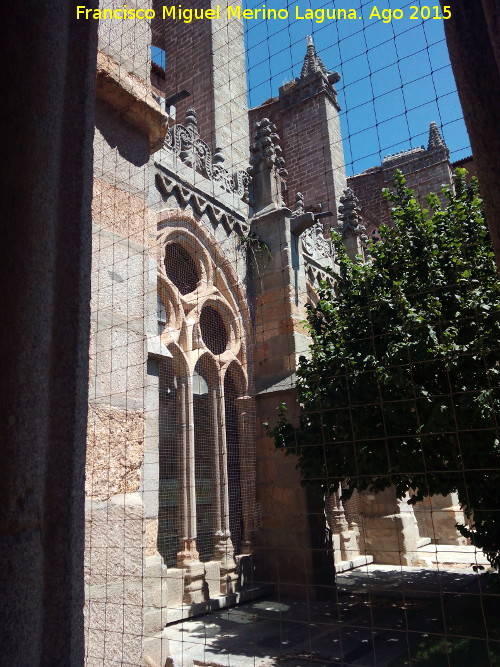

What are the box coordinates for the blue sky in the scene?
[244,0,471,175]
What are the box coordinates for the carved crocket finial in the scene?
[292,192,305,218]
[300,35,341,87]
[248,118,288,211]
[163,105,250,202]
[338,188,371,259]
[338,188,367,240]
[427,121,447,152]
[248,118,287,176]
[301,35,328,78]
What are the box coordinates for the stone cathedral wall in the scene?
[85,1,166,664]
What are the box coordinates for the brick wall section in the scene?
[348,146,453,232]
[346,167,389,230]
[452,156,476,181]
[154,0,249,172]
[280,95,339,219]
[154,0,214,144]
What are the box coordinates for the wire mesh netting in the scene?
[85,1,499,666]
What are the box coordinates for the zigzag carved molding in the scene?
[155,173,250,238]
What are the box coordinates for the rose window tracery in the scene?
[200,305,228,355]
[164,242,199,294]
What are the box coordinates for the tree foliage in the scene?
[269,170,500,568]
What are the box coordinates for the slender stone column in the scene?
[236,395,256,553]
[178,378,206,604]
[178,379,188,552]
[214,382,237,592]
[343,489,366,554]
[214,383,233,552]
[177,379,199,565]
[219,387,231,540]
[326,486,350,563]
[211,385,223,543]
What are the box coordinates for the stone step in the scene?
[334,555,374,574]
[165,584,274,625]
[416,537,432,548]
[416,544,490,566]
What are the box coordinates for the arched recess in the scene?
[157,345,189,567]
[193,354,219,562]
[223,361,247,555]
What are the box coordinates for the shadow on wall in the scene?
[95,98,150,167]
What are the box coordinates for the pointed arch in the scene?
[157,209,252,335]
[157,345,188,566]
[192,353,221,561]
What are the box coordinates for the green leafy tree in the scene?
[269,170,500,568]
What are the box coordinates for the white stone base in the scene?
[416,544,490,568]
[164,584,273,625]
[417,537,432,548]
[334,555,374,574]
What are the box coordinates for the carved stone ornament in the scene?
[292,192,305,218]
[302,222,335,260]
[164,107,250,201]
[338,188,371,259]
[248,118,288,178]
[338,189,365,238]
[154,172,250,237]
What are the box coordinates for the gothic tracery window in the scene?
[156,227,249,574]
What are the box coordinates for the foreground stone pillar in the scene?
[441,0,500,269]
[344,489,367,555]
[360,488,424,566]
[255,400,335,599]
[0,3,97,663]
[414,493,467,546]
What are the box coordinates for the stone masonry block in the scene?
[204,561,221,598]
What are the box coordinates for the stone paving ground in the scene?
[416,544,490,569]
[164,562,500,667]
